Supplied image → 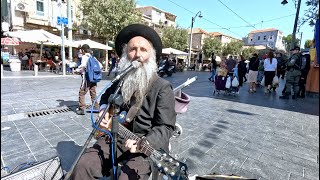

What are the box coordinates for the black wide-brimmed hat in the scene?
[115,24,162,61]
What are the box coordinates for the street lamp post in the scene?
[188,11,202,68]
[282,0,302,49]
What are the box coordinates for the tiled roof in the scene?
[249,28,278,34]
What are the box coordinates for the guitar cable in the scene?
[89,81,117,179]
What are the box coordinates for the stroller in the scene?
[213,72,240,96]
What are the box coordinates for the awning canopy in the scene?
[4,29,58,44]
[1,37,21,45]
[74,39,112,50]
[162,47,188,56]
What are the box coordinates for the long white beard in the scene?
[118,46,158,106]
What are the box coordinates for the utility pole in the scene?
[299,32,303,47]
[67,0,72,63]
[290,0,301,49]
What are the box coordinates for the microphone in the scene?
[111,61,142,83]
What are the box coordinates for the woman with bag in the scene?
[247,53,260,93]
[263,51,278,93]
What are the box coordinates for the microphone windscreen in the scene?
[132,61,142,68]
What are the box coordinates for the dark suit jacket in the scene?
[100,75,176,153]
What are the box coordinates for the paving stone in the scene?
[1,152,36,171]
[241,157,289,179]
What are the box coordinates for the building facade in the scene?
[1,0,89,40]
[210,32,242,45]
[244,28,286,51]
[136,5,176,34]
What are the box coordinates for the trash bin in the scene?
[9,58,21,72]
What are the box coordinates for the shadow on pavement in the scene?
[56,141,82,172]
[226,109,257,116]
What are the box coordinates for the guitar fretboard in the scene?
[118,123,154,156]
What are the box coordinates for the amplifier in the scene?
[2,156,64,180]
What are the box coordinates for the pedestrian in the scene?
[71,24,176,180]
[226,55,237,76]
[263,51,278,93]
[247,53,259,93]
[107,52,117,76]
[237,55,247,86]
[75,44,102,115]
[208,52,217,82]
[297,52,311,98]
[280,46,302,99]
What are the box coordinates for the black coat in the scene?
[238,60,247,75]
[100,75,176,153]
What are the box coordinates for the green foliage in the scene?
[161,26,188,51]
[304,39,313,48]
[283,34,300,51]
[299,0,319,27]
[222,40,243,56]
[80,0,142,41]
[242,46,256,60]
[202,37,222,58]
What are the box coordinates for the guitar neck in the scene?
[118,123,154,156]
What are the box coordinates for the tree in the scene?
[242,46,256,60]
[79,0,142,42]
[161,26,188,51]
[202,37,222,58]
[304,39,313,48]
[222,40,243,56]
[283,34,300,51]
[299,0,319,27]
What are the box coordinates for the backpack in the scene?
[85,55,102,83]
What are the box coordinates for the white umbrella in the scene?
[74,39,112,50]
[162,47,188,56]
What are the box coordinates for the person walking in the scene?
[263,51,278,93]
[226,55,237,76]
[75,44,102,115]
[280,46,302,99]
[107,52,117,76]
[247,53,259,93]
[237,55,247,86]
[208,52,217,82]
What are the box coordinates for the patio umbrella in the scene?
[1,37,21,45]
[162,47,188,55]
[74,39,112,50]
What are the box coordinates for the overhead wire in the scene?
[166,0,244,38]
[217,0,256,29]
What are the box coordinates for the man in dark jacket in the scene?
[297,52,311,98]
[71,24,177,180]
[280,46,302,99]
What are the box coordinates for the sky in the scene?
[136,0,316,46]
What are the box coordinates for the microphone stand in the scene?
[107,79,124,180]
[63,79,124,180]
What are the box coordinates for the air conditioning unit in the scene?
[15,2,27,12]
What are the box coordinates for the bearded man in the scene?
[71,24,177,180]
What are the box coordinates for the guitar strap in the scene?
[125,73,160,123]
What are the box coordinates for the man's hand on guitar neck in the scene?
[98,109,112,129]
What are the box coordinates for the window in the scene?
[263,36,266,40]
[250,38,253,42]
[269,35,273,39]
[36,0,44,16]
[258,36,260,40]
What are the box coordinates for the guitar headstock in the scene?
[150,150,188,180]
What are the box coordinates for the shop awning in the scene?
[1,37,22,45]
[162,47,188,56]
[74,39,112,50]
